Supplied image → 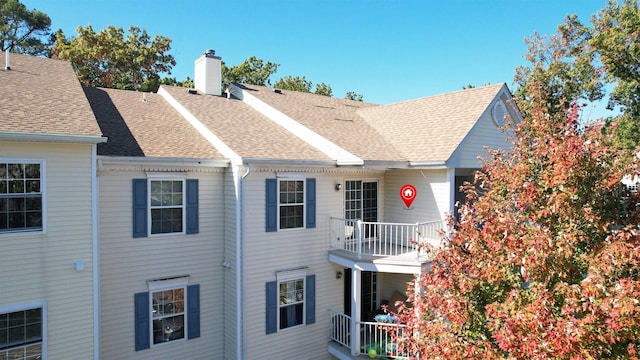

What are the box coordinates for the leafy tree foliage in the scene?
[221,56,279,90]
[273,75,334,97]
[51,25,175,92]
[514,0,640,152]
[395,86,640,359]
[0,0,51,55]
[345,91,363,101]
[314,82,333,97]
[274,75,312,92]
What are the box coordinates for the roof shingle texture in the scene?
[358,83,505,162]
[84,87,224,159]
[161,85,331,161]
[241,84,406,162]
[0,51,102,137]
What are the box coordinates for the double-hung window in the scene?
[279,277,305,329]
[134,278,200,351]
[0,306,43,359]
[0,161,43,234]
[150,180,184,234]
[279,180,304,229]
[265,178,316,232]
[132,177,199,238]
[265,272,315,334]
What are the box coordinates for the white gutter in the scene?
[0,132,106,144]
[409,160,448,169]
[237,163,251,360]
[158,86,242,166]
[92,144,100,360]
[230,84,363,166]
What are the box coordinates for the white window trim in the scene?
[146,173,187,236]
[277,178,306,231]
[0,301,47,360]
[147,277,189,347]
[0,159,47,236]
[276,269,307,331]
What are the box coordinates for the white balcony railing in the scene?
[330,217,446,260]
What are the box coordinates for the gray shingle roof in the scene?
[161,85,332,161]
[0,51,102,137]
[240,84,406,162]
[358,83,507,163]
[84,87,224,159]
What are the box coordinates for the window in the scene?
[279,180,304,229]
[0,307,42,360]
[279,278,305,329]
[151,287,185,344]
[150,180,184,234]
[134,280,200,351]
[0,162,43,234]
[132,178,199,238]
[265,274,315,334]
[265,178,315,232]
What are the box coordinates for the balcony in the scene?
[329,217,446,264]
[328,308,411,359]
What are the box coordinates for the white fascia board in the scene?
[0,131,107,144]
[158,86,242,166]
[230,84,363,166]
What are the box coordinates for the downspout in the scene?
[237,163,251,360]
[92,144,101,359]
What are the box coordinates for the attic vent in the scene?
[187,88,198,94]
[334,118,353,122]
[274,89,282,94]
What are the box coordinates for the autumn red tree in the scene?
[395,85,640,359]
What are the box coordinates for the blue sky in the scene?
[25,0,608,109]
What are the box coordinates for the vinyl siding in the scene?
[384,169,451,224]
[452,112,513,168]
[0,141,96,359]
[242,167,357,360]
[98,165,225,359]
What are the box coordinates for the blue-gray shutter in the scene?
[306,274,316,325]
[265,179,277,232]
[186,179,199,234]
[132,179,147,238]
[134,292,150,351]
[187,284,200,339]
[306,178,316,228]
[265,281,277,334]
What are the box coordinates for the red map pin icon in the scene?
[400,184,417,208]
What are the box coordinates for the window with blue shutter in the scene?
[133,178,199,237]
[265,178,316,232]
[265,179,277,232]
[135,282,200,350]
[186,179,199,234]
[132,179,148,238]
[266,273,316,334]
[134,292,150,351]
[187,284,200,339]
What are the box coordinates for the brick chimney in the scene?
[194,49,221,95]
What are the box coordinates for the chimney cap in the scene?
[204,49,216,58]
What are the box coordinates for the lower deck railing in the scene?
[329,308,410,359]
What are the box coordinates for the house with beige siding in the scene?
[0,52,105,359]
[1,50,520,360]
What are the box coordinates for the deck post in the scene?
[351,269,361,356]
[356,219,362,259]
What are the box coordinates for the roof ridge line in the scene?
[229,84,364,166]
[158,86,240,165]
